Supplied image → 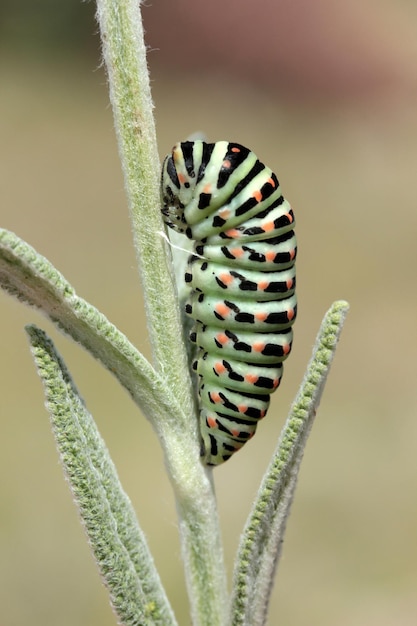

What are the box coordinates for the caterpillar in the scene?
[161,141,297,465]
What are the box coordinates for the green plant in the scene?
[0,1,349,624]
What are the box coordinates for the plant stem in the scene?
[96,0,191,401]
[95,1,228,623]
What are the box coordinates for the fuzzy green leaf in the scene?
[26,324,177,626]
[0,228,186,435]
[230,300,349,626]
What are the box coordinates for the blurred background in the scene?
[1,1,416,624]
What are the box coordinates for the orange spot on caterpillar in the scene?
[252,189,263,202]
[287,308,295,321]
[265,251,276,261]
[253,342,266,353]
[237,404,248,414]
[216,332,229,345]
[203,183,212,194]
[245,373,259,384]
[267,177,276,188]
[231,429,241,438]
[272,378,281,389]
[224,229,241,239]
[219,272,234,285]
[283,343,291,355]
[230,247,244,258]
[215,302,230,318]
[209,392,222,404]
[286,279,293,289]
[255,311,268,322]
[258,280,269,290]
[214,361,227,375]
[285,211,294,223]
[231,146,241,153]
[178,173,187,185]
[207,416,218,429]
[289,248,296,260]
[222,159,232,169]
[262,221,275,232]
[259,410,267,419]
[219,208,230,220]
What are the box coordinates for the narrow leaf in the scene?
[26,324,177,626]
[0,228,185,433]
[230,300,349,626]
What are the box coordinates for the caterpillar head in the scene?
[161,143,198,234]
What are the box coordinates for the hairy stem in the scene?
[95,1,228,623]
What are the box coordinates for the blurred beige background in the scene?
[1,1,417,624]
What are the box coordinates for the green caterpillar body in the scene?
[161,141,297,465]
